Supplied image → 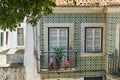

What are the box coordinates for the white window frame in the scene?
[17,28,24,46]
[44,23,73,52]
[85,27,102,52]
[49,28,68,50]
[81,23,105,56]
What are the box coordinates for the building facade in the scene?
[25,8,120,80]
[1,1,120,80]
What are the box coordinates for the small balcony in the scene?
[40,50,77,72]
[108,54,120,77]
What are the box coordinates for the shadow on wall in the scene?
[6,49,24,65]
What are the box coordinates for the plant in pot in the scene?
[64,60,71,70]
[48,58,54,71]
[54,48,63,70]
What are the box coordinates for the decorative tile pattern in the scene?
[40,13,105,51]
[41,71,105,80]
[40,13,106,78]
[76,56,105,71]
[105,13,120,54]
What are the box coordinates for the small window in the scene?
[0,32,4,47]
[85,27,102,52]
[17,28,24,46]
[6,32,8,45]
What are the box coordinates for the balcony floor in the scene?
[40,68,76,73]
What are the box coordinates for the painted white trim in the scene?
[116,24,120,57]
[53,7,104,13]
[106,7,120,13]
[81,23,105,56]
[44,23,74,27]
[44,23,74,52]
[17,28,25,47]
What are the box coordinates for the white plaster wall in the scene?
[24,23,40,80]
[8,22,26,48]
[8,31,17,48]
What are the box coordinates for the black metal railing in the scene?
[40,50,77,71]
[108,54,120,77]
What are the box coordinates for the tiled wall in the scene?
[76,56,105,71]
[106,13,120,54]
[41,71,105,80]
[40,13,106,78]
[105,13,120,80]
[40,13,105,51]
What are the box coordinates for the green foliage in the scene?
[54,48,63,66]
[0,0,56,31]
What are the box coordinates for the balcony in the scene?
[108,54,120,77]
[40,51,77,72]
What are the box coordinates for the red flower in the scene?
[49,58,54,66]
[64,60,70,66]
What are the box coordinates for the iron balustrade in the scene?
[108,54,120,77]
[40,51,77,71]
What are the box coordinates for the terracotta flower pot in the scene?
[48,65,53,71]
[56,66,60,70]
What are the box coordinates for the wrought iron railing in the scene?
[40,51,77,71]
[108,54,120,77]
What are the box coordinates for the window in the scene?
[17,28,24,46]
[81,23,105,55]
[0,32,4,47]
[48,28,69,56]
[85,27,102,52]
[44,23,74,52]
[6,32,8,45]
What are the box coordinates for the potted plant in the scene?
[64,60,71,70]
[53,48,63,70]
[48,58,54,71]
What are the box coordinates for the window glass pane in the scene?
[85,28,93,52]
[49,28,68,57]
[49,29,57,51]
[59,29,67,51]
[94,28,101,52]
[86,40,93,52]
[0,32,3,47]
[6,32,8,45]
[17,28,24,46]
[85,28,102,52]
